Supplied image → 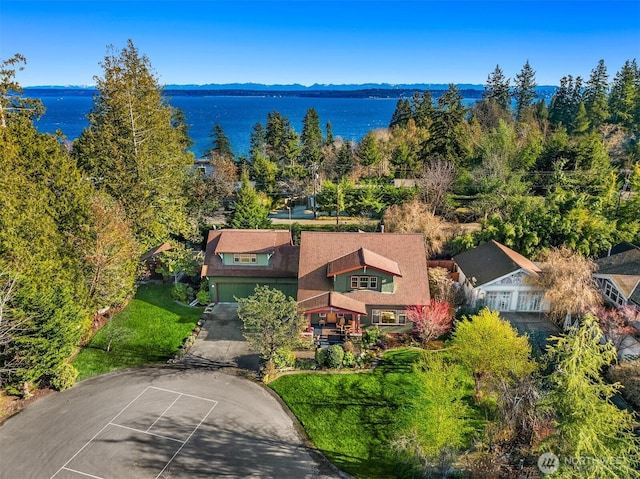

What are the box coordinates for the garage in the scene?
[213,280,298,303]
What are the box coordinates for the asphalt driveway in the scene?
[183,302,260,372]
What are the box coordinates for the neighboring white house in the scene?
[594,242,640,312]
[453,240,550,313]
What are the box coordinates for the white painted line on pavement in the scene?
[155,401,218,479]
[50,387,152,479]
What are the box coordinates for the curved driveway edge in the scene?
[0,367,344,478]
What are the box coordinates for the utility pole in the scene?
[312,163,318,219]
[336,182,340,226]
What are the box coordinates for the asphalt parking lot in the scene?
[0,303,343,479]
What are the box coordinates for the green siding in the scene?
[332,268,395,293]
[209,276,297,302]
[360,305,412,333]
[221,253,271,266]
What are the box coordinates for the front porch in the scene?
[299,291,368,345]
[304,312,364,345]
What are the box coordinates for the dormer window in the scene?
[233,253,257,264]
[350,275,378,290]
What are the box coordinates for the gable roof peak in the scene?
[326,246,402,277]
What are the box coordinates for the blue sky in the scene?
[1,0,639,87]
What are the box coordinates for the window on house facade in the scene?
[371,309,407,325]
[486,291,512,311]
[233,253,257,264]
[350,275,379,290]
[603,280,625,306]
[516,292,543,311]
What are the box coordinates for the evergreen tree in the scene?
[609,59,640,131]
[425,84,470,165]
[583,59,610,129]
[389,98,412,128]
[542,315,640,478]
[513,60,538,122]
[356,131,382,172]
[265,110,300,168]
[549,75,583,132]
[227,169,271,229]
[483,64,511,111]
[205,123,233,159]
[324,120,334,146]
[334,141,355,179]
[0,56,94,391]
[249,121,266,162]
[300,108,323,167]
[411,90,435,129]
[74,40,193,248]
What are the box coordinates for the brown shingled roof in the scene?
[298,232,429,307]
[213,229,292,254]
[326,247,402,277]
[453,240,540,286]
[298,291,368,315]
[201,229,299,278]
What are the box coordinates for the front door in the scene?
[326,313,337,324]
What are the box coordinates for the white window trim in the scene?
[350,275,379,290]
[371,308,407,326]
[233,253,257,264]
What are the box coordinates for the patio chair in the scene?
[337,317,345,331]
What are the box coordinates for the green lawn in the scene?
[73,284,203,381]
[270,349,432,479]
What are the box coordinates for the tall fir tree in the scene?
[249,121,266,162]
[300,108,323,167]
[227,169,271,229]
[483,64,511,111]
[73,40,193,248]
[425,84,470,165]
[411,90,436,129]
[513,60,538,122]
[608,59,640,131]
[205,123,233,159]
[584,59,610,129]
[542,315,640,479]
[549,75,584,133]
[389,98,412,128]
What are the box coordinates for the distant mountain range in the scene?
[24,83,557,99]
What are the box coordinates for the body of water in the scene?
[31,91,479,158]
[33,93,400,158]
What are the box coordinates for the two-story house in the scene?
[296,231,430,335]
[200,229,299,302]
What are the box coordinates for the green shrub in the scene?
[295,358,316,370]
[343,351,356,368]
[273,347,296,370]
[363,326,388,348]
[50,363,78,391]
[196,280,210,305]
[315,348,326,367]
[171,283,194,303]
[326,344,345,369]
